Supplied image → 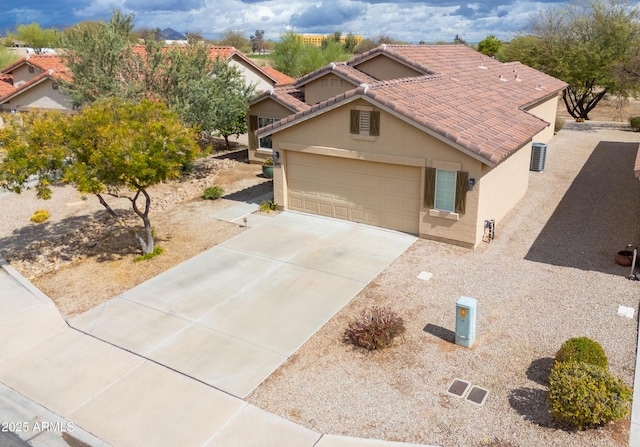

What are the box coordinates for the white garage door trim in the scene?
[287,151,421,234]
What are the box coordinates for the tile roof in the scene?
[293,62,378,88]
[258,44,568,166]
[253,86,309,113]
[0,55,71,81]
[260,66,295,85]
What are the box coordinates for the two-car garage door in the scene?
[287,151,421,234]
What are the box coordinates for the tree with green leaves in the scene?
[11,23,58,54]
[504,0,640,120]
[250,30,265,53]
[0,44,19,68]
[176,60,255,149]
[57,10,137,107]
[477,35,502,57]
[0,99,199,255]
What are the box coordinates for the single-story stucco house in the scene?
[247,44,567,248]
[0,55,73,112]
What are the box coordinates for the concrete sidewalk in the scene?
[1,214,439,447]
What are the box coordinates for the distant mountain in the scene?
[160,28,186,40]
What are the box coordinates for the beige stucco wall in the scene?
[304,74,356,105]
[10,64,42,86]
[0,79,72,112]
[353,56,423,81]
[475,143,532,245]
[525,94,560,144]
[270,99,520,247]
[228,58,273,92]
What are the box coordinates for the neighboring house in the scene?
[0,55,72,112]
[248,44,567,248]
[0,46,291,114]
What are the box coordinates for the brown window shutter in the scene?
[455,171,468,214]
[350,109,359,134]
[424,167,436,208]
[369,111,380,136]
[249,115,258,148]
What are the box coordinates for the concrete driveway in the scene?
[69,211,416,398]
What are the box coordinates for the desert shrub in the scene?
[203,186,224,200]
[30,209,50,223]
[629,116,640,131]
[548,361,632,429]
[134,246,163,262]
[343,306,406,350]
[259,199,277,212]
[554,116,566,133]
[555,337,608,369]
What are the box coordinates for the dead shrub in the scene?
[343,306,406,350]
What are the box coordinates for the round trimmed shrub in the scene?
[30,209,50,223]
[203,186,224,200]
[629,116,640,131]
[343,306,406,350]
[548,361,632,429]
[555,337,608,369]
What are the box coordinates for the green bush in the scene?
[555,337,608,369]
[554,116,566,133]
[203,186,224,200]
[343,306,406,350]
[259,199,277,212]
[629,116,640,131]
[134,246,163,262]
[30,209,50,223]
[548,361,632,429]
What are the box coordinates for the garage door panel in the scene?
[287,152,419,234]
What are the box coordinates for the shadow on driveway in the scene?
[525,141,640,274]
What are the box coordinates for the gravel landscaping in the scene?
[247,123,640,447]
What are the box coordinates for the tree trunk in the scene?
[563,85,608,120]
[96,188,155,255]
[223,134,230,150]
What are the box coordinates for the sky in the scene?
[1,0,574,44]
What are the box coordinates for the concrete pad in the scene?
[205,404,320,447]
[290,224,416,282]
[220,212,346,261]
[231,213,271,228]
[316,435,439,447]
[0,269,48,317]
[0,302,67,362]
[148,324,285,398]
[0,330,144,415]
[212,202,260,222]
[0,384,109,447]
[69,298,190,355]
[198,263,365,356]
[115,247,276,320]
[69,361,246,447]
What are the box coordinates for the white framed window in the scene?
[434,169,456,212]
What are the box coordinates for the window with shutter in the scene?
[424,168,468,214]
[350,109,380,137]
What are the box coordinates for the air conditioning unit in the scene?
[530,142,547,172]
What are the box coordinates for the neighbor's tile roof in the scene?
[260,66,295,85]
[0,55,70,81]
[258,44,567,166]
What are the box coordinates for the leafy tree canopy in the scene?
[0,99,199,255]
[503,0,640,119]
[477,35,502,56]
[10,23,58,54]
